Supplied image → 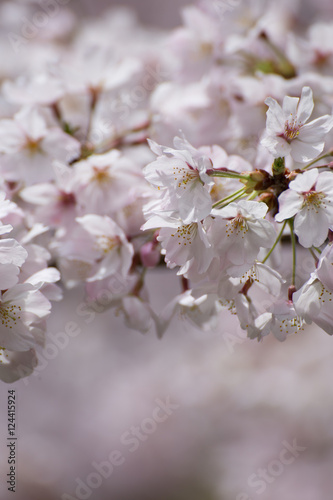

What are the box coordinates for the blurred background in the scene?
[1,269,333,500]
[72,0,190,27]
[0,1,333,500]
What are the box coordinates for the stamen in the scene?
[283,116,301,141]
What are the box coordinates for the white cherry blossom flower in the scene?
[227,248,306,343]
[0,106,81,183]
[0,284,51,352]
[240,293,304,342]
[226,263,285,340]
[261,86,333,162]
[288,22,333,72]
[55,48,143,96]
[275,168,333,247]
[159,286,223,337]
[144,136,213,224]
[210,200,276,276]
[73,150,143,215]
[142,214,214,275]
[293,274,333,335]
[293,244,333,335]
[77,215,134,282]
[53,215,134,285]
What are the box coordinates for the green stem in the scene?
[303,152,333,170]
[85,88,99,144]
[261,220,287,264]
[288,219,297,286]
[259,32,296,78]
[212,187,247,208]
[309,247,319,265]
[247,190,258,201]
[208,171,250,181]
[312,246,322,255]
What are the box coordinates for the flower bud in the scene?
[272,157,285,176]
[140,240,161,268]
[257,192,278,214]
[247,169,273,190]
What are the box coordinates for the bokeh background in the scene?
[73,0,190,28]
[2,268,333,500]
[0,1,333,500]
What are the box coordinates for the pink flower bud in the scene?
[140,241,160,268]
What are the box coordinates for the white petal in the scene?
[282,95,299,120]
[0,348,37,383]
[298,115,333,141]
[290,139,324,163]
[289,168,318,192]
[264,97,285,133]
[261,134,291,158]
[0,239,28,266]
[296,87,314,124]
[20,184,59,205]
[295,208,329,247]
[275,190,302,222]
[0,263,20,289]
[15,106,47,141]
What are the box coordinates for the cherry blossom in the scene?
[159,286,223,336]
[53,215,134,286]
[210,201,277,276]
[142,214,214,275]
[1,1,333,382]
[0,106,81,183]
[275,168,333,247]
[0,283,52,352]
[293,244,333,335]
[261,86,333,162]
[144,136,213,223]
[72,150,144,215]
[293,274,333,335]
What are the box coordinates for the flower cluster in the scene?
[0,192,61,382]
[1,1,333,381]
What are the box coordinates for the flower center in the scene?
[277,315,304,335]
[25,137,43,155]
[173,165,199,189]
[283,117,301,141]
[96,235,119,254]
[226,213,248,237]
[92,167,112,184]
[302,190,325,210]
[171,224,196,246]
[0,303,22,329]
[199,42,213,57]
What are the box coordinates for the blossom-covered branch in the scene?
[0,1,333,382]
